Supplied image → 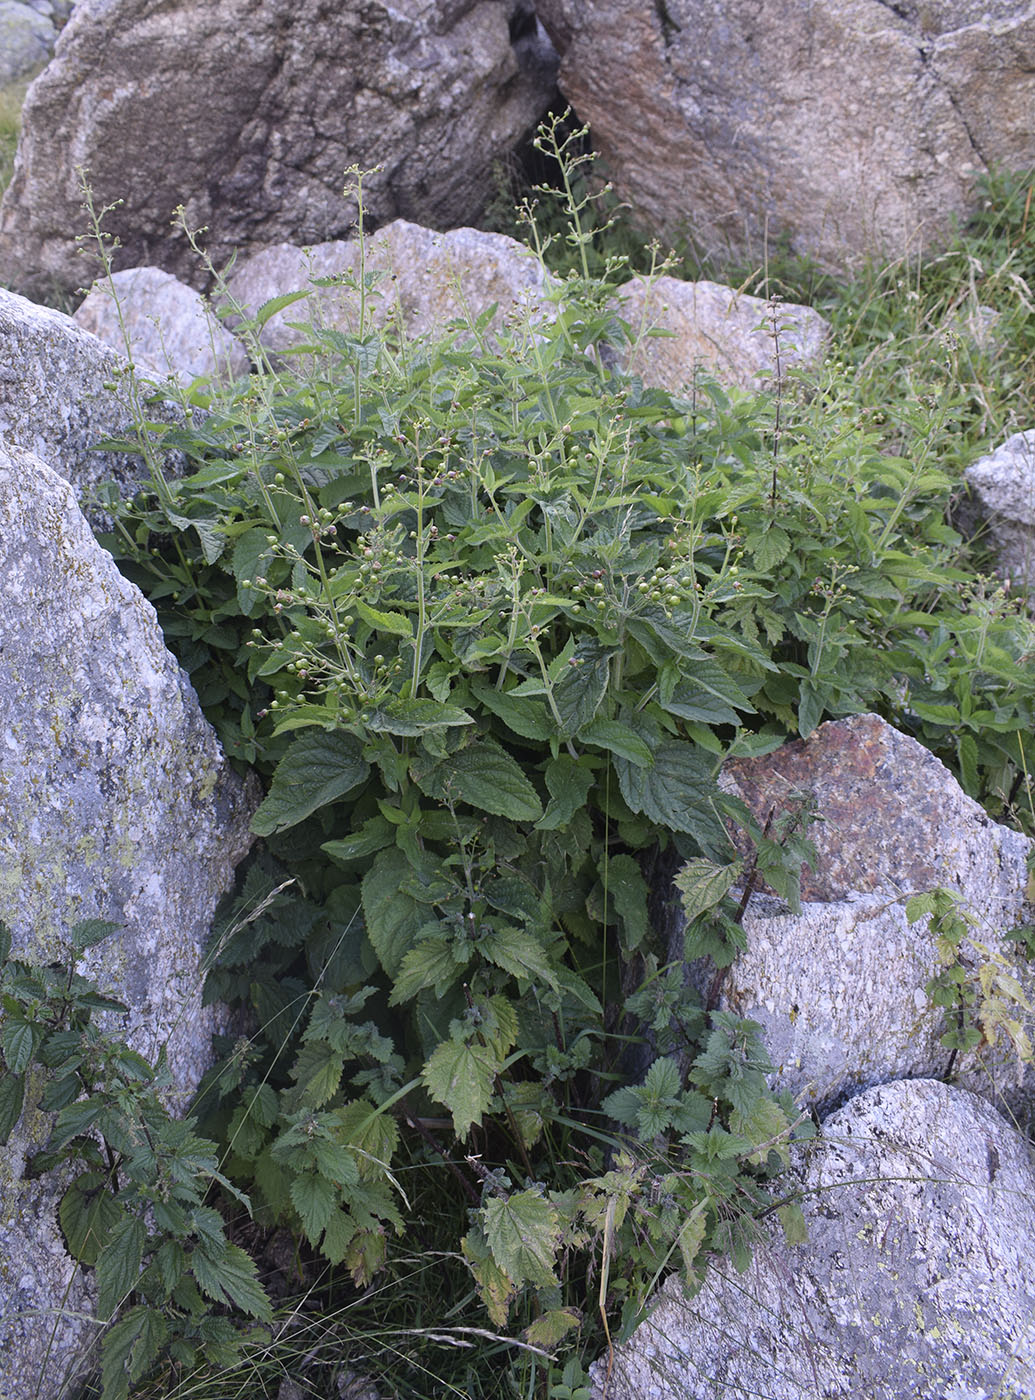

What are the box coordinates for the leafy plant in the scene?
[0,920,271,1400]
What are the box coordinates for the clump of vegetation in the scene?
[0,77,30,197]
[7,115,1033,1398]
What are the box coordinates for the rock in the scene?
[0,0,557,299]
[614,277,828,393]
[964,429,1035,597]
[0,441,258,1397]
[536,0,1035,273]
[75,266,250,386]
[693,714,1034,1110]
[593,1078,1035,1400]
[0,284,182,507]
[0,0,55,83]
[224,221,552,356]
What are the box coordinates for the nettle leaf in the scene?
[552,642,612,738]
[778,1200,809,1247]
[579,716,653,766]
[290,1172,338,1242]
[462,1229,518,1328]
[415,740,543,822]
[677,1203,708,1278]
[365,698,472,736]
[1,1016,36,1075]
[469,680,553,741]
[101,1305,169,1400]
[615,741,724,850]
[674,857,744,923]
[322,814,395,865]
[60,1172,125,1266]
[252,731,370,836]
[605,852,650,951]
[334,1099,400,1177]
[390,935,467,1004]
[479,927,559,991]
[96,1214,146,1319]
[354,599,412,636]
[423,1038,498,1139]
[483,1190,560,1290]
[0,1073,24,1143]
[362,847,424,978]
[537,755,594,831]
[192,1242,272,1320]
[70,918,121,952]
[524,1307,582,1350]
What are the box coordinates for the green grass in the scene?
[0,77,30,198]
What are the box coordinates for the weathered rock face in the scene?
[0,0,56,83]
[0,0,557,299]
[594,1078,1035,1400]
[689,714,1034,1110]
[615,277,828,393]
[0,285,181,506]
[965,428,1035,597]
[536,0,1035,272]
[223,221,553,356]
[75,266,250,386]
[0,441,257,1395]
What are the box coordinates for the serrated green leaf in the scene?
[423,1038,497,1138]
[322,814,395,865]
[96,1214,146,1319]
[524,1307,582,1349]
[289,1173,337,1242]
[1,1016,35,1075]
[414,740,543,822]
[778,1200,808,1246]
[469,680,553,741]
[552,643,611,738]
[390,936,466,1003]
[362,846,424,978]
[321,1208,358,1265]
[674,857,743,923]
[578,716,654,766]
[483,1190,560,1290]
[354,599,412,636]
[70,918,121,952]
[615,741,723,850]
[365,698,472,736]
[462,1229,518,1328]
[479,927,559,991]
[59,1172,125,1266]
[192,1242,271,1320]
[252,730,370,836]
[678,1203,708,1277]
[0,1073,23,1143]
[749,524,791,572]
[537,755,594,831]
[604,852,650,951]
[254,288,311,326]
[334,1098,400,1177]
[101,1305,169,1400]
[293,1041,344,1108]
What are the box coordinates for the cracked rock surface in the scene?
[0,0,557,298]
[536,0,1035,271]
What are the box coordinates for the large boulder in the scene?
[0,284,181,506]
[0,0,557,299]
[0,441,257,1396]
[75,266,250,386]
[694,714,1034,1111]
[536,0,1035,273]
[223,221,553,356]
[594,1078,1035,1400]
[0,0,56,83]
[964,428,1035,597]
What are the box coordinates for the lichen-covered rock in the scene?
[964,429,1035,597]
[593,1079,1035,1400]
[0,0,557,298]
[0,0,56,83]
[537,0,1035,273]
[614,277,828,393]
[75,266,250,386]
[695,714,1034,1110]
[0,441,257,1395]
[0,285,180,506]
[223,221,552,356]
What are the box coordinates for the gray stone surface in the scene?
[75,265,250,385]
[0,441,257,1395]
[593,1079,1035,1400]
[965,429,1035,597]
[223,221,553,357]
[700,715,1035,1110]
[537,0,1035,273]
[0,284,181,507]
[615,277,828,393]
[0,0,55,83]
[0,0,557,298]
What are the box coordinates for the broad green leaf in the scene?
[0,1072,24,1142]
[749,524,791,572]
[70,918,121,952]
[524,1307,582,1349]
[778,1201,809,1246]
[579,716,653,766]
[354,599,412,636]
[462,1230,518,1328]
[365,698,472,736]
[414,740,543,822]
[483,1190,560,1289]
[231,527,273,610]
[321,1208,358,1266]
[797,680,825,738]
[390,936,467,1003]
[59,1172,125,1266]
[479,927,559,991]
[254,288,310,326]
[96,1214,146,1319]
[552,642,611,738]
[677,1203,708,1277]
[537,755,594,831]
[423,1037,498,1138]
[192,1242,272,1319]
[469,680,553,741]
[0,921,9,962]
[322,814,395,865]
[615,741,724,850]
[605,852,650,951]
[1,1016,35,1075]
[362,846,426,978]
[101,1306,169,1400]
[252,730,370,836]
[293,1041,344,1108]
[290,1172,337,1241]
[334,1098,401,1177]
[674,857,744,923]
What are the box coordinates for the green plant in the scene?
[0,920,271,1399]
[82,132,1035,1395]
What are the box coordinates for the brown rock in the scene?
[536,0,1035,272]
[0,0,557,298]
